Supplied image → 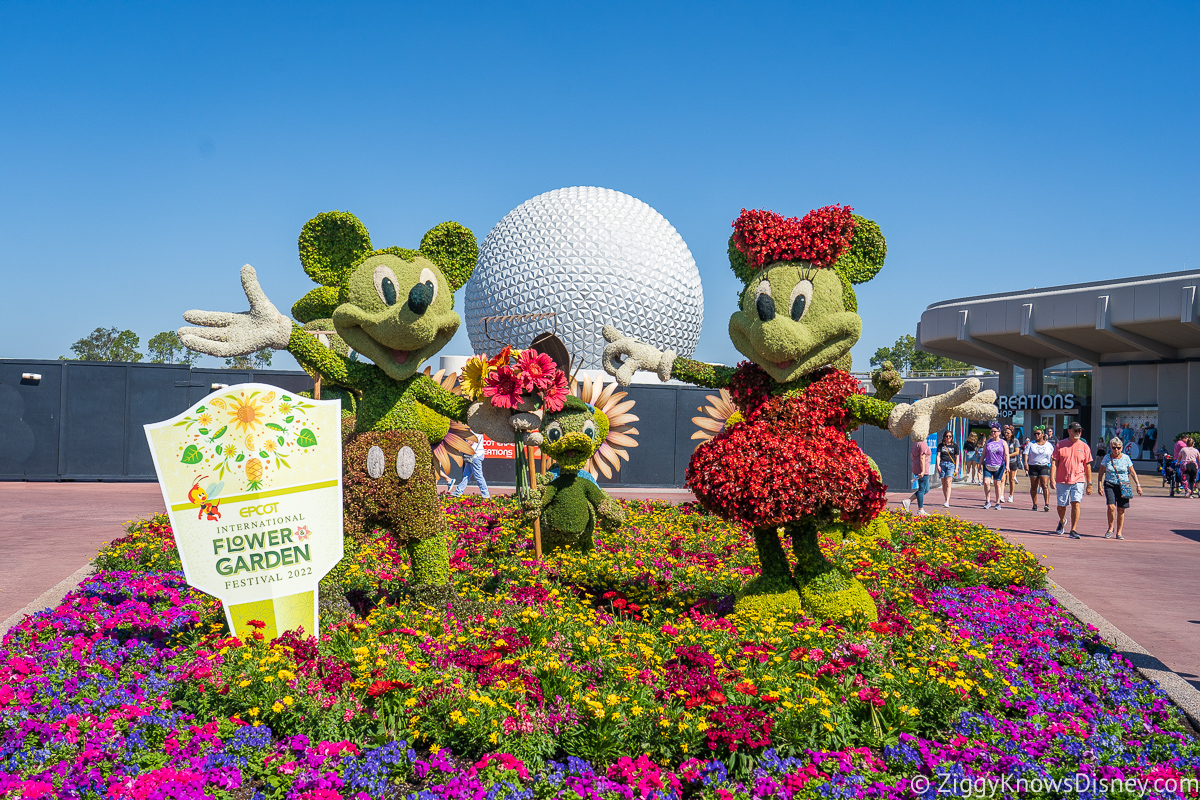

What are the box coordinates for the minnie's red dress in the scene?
[686,363,888,529]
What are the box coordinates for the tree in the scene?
[147,331,198,365]
[60,327,143,362]
[224,348,273,370]
[869,333,972,376]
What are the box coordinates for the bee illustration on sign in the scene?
[187,476,225,521]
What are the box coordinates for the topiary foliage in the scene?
[298,211,374,287]
[342,428,449,585]
[834,214,887,285]
[292,287,342,324]
[420,221,480,292]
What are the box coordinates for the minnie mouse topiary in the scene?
[604,206,998,620]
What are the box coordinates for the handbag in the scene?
[1119,479,1134,499]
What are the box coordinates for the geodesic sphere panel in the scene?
[466,186,704,370]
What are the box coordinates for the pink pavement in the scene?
[890,485,1200,690]
[0,483,166,621]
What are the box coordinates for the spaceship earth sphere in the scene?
[465,186,704,370]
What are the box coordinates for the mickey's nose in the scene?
[408,282,434,315]
[756,293,776,322]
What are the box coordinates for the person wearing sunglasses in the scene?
[1024,426,1054,512]
[1097,437,1142,539]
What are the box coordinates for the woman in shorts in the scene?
[936,430,959,507]
[1024,425,1054,511]
[962,432,981,484]
[1002,425,1021,503]
[1098,437,1142,538]
[981,423,1008,509]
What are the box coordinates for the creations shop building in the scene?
[918,269,1200,462]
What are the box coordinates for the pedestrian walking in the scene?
[963,432,981,484]
[1024,425,1055,512]
[1002,425,1021,503]
[902,436,932,515]
[1098,437,1143,539]
[450,434,491,498]
[981,423,1008,509]
[936,430,958,507]
[1052,421,1093,539]
[1178,437,1200,497]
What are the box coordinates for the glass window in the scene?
[1101,407,1159,461]
[1043,360,1092,402]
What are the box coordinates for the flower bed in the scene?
[2,501,1197,799]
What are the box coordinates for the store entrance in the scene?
[1038,410,1081,443]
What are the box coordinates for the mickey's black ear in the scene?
[834,214,886,285]
[420,222,478,291]
[298,211,374,287]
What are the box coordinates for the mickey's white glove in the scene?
[888,378,998,441]
[602,325,676,386]
[179,265,293,357]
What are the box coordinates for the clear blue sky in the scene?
[2,2,1197,373]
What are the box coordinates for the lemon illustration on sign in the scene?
[246,457,264,490]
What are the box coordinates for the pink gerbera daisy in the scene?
[514,350,556,392]
[540,369,569,412]
[483,365,524,409]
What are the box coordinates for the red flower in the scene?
[515,350,557,391]
[685,364,887,528]
[246,619,266,629]
[483,365,524,409]
[488,346,513,368]
[706,690,728,705]
[540,369,569,412]
[732,206,857,269]
[367,679,412,697]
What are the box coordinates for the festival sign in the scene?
[145,383,343,641]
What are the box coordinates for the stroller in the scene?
[1159,452,1186,497]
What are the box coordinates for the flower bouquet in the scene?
[459,346,569,413]
[459,346,569,500]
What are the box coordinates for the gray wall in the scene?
[0,359,314,480]
[3,359,911,491]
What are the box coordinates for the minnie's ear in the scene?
[298,211,374,287]
[727,233,756,284]
[420,221,479,291]
[834,214,886,285]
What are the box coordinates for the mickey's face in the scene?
[540,406,607,470]
[728,263,861,384]
[332,253,459,381]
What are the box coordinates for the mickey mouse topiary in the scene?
[180,211,536,588]
[604,206,999,620]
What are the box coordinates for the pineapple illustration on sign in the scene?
[146,383,342,642]
[245,458,264,490]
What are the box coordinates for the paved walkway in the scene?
[0,483,167,621]
[2,482,1196,692]
[892,480,1200,689]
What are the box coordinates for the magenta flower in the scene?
[482,365,524,409]
[514,350,557,392]
[540,369,569,412]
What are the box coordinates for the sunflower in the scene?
[570,374,640,479]
[423,367,476,478]
[459,356,491,400]
[691,388,741,442]
[228,393,267,433]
